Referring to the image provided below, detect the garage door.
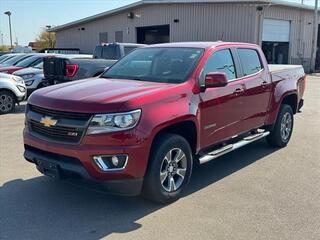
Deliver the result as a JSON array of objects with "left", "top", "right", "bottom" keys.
[{"left": 262, "top": 19, "right": 290, "bottom": 42}]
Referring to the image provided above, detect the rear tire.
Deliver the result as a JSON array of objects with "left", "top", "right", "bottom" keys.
[
  {"left": 0, "top": 90, "right": 16, "bottom": 114},
  {"left": 266, "top": 104, "right": 294, "bottom": 147},
  {"left": 142, "top": 133, "right": 193, "bottom": 204}
]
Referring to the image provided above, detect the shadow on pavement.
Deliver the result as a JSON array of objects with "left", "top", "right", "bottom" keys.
[
  {"left": 0, "top": 140, "right": 278, "bottom": 240},
  {"left": 6, "top": 102, "right": 26, "bottom": 115}
]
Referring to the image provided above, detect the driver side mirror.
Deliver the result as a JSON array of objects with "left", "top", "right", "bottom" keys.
[{"left": 204, "top": 72, "right": 228, "bottom": 89}]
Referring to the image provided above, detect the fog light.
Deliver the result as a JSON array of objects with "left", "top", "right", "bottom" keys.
[
  {"left": 93, "top": 154, "right": 128, "bottom": 171},
  {"left": 111, "top": 156, "right": 119, "bottom": 166}
]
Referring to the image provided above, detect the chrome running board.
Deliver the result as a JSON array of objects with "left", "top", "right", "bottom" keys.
[{"left": 199, "top": 131, "right": 270, "bottom": 164}]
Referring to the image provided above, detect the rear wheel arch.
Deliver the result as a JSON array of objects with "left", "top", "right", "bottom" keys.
[
  {"left": 281, "top": 93, "right": 298, "bottom": 114},
  {"left": 266, "top": 93, "right": 297, "bottom": 131}
]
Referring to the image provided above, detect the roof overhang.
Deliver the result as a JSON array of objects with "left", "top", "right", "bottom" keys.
[{"left": 48, "top": 0, "right": 319, "bottom": 32}]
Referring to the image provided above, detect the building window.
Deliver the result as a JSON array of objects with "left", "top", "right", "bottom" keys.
[
  {"left": 99, "top": 32, "right": 108, "bottom": 43},
  {"left": 115, "top": 31, "right": 123, "bottom": 43}
]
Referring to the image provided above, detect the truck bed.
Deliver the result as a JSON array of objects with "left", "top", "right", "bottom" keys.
[{"left": 268, "top": 64, "right": 304, "bottom": 73}]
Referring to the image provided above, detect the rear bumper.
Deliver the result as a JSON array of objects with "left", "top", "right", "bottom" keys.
[{"left": 24, "top": 145, "right": 143, "bottom": 196}]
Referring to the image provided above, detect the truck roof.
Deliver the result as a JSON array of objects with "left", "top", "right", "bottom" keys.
[{"left": 146, "top": 41, "right": 259, "bottom": 49}]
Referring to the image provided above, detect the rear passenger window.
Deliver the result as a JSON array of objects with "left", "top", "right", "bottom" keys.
[
  {"left": 202, "top": 49, "right": 236, "bottom": 81},
  {"left": 237, "top": 49, "right": 262, "bottom": 76},
  {"left": 102, "top": 45, "right": 119, "bottom": 60}
]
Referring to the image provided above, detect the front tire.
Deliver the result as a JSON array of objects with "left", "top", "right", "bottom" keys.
[
  {"left": 143, "top": 133, "right": 193, "bottom": 204},
  {"left": 0, "top": 90, "right": 16, "bottom": 114},
  {"left": 266, "top": 104, "right": 294, "bottom": 147}
]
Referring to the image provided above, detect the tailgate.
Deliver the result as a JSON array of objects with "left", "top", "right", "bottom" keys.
[{"left": 43, "top": 57, "right": 66, "bottom": 82}]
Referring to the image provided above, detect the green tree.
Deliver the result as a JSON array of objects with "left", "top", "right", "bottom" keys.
[{"left": 35, "top": 27, "right": 56, "bottom": 49}]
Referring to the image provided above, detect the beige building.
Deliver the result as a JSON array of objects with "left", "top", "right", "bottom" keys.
[{"left": 49, "top": 0, "right": 319, "bottom": 72}]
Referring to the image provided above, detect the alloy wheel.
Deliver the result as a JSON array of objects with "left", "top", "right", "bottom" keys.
[
  {"left": 160, "top": 148, "right": 187, "bottom": 192},
  {"left": 280, "top": 112, "right": 292, "bottom": 142},
  {"left": 0, "top": 94, "right": 14, "bottom": 113}
]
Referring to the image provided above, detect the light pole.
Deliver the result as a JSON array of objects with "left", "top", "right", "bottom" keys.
[
  {"left": 311, "top": 0, "right": 319, "bottom": 72},
  {"left": 0, "top": 31, "right": 3, "bottom": 46},
  {"left": 4, "top": 11, "right": 13, "bottom": 48}
]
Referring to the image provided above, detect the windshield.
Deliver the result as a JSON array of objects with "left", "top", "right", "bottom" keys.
[
  {"left": 34, "top": 62, "right": 43, "bottom": 69},
  {"left": 101, "top": 47, "right": 204, "bottom": 83},
  {"left": 0, "top": 55, "right": 12, "bottom": 63},
  {"left": 15, "top": 55, "right": 40, "bottom": 67},
  {"left": 2, "top": 55, "right": 30, "bottom": 66}
]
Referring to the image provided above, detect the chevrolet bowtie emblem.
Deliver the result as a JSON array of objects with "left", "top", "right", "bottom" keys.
[{"left": 40, "top": 116, "right": 57, "bottom": 127}]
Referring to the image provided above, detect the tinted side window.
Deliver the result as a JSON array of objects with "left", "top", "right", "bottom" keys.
[
  {"left": 102, "top": 45, "right": 119, "bottom": 60},
  {"left": 124, "top": 46, "right": 137, "bottom": 55},
  {"left": 237, "top": 49, "right": 262, "bottom": 76},
  {"left": 202, "top": 49, "right": 236, "bottom": 81},
  {"left": 93, "top": 46, "right": 103, "bottom": 59}
]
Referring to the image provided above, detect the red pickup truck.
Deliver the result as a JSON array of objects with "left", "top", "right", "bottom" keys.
[{"left": 23, "top": 42, "right": 306, "bottom": 203}]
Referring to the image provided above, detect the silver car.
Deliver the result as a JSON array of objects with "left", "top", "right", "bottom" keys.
[
  {"left": 13, "top": 62, "right": 46, "bottom": 96},
  {"left": 0, "top": 73, "right": 26, "bottom": 114}
]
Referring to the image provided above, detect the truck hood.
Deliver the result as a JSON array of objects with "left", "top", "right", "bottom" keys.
[{"left": 28, "top": 77, "right": 178, "bottom": 113}]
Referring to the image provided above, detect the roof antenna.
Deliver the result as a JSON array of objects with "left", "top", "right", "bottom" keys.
[{"left": 220, "top": 32, "right": 224, "bottom": 41}]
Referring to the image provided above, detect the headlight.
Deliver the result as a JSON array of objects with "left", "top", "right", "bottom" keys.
[
  {"left": 87, "top": 109, "right": 141, "bottom": 134},
  {"left": 25, "top": 80, "right": 34, "bottom": 86},
  {"left": 21, "top": 73, "right": 35, "bottom": 80},
  {"left": 10, "top": 76, "right": 24, "bottom": 84}
]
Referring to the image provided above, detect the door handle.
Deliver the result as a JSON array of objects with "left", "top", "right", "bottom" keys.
[
  {"left": 233, "top": 88, "right": 245, "bottom": 95},
  {"left": 261, "top": 81, "right": 268, "bottom": 88}
]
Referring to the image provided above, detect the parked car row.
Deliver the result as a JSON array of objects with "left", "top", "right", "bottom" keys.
[
  {"left": 0, "top": 43, "right": 146, "bottom": 114},
  {"left": 43, "top": 42, "right": 145, "bottom": 85},
  {"left": 0, "top": 52, "right": 91, "bottom": 114}
]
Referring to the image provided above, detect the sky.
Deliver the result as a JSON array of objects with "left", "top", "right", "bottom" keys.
[
  {"left": 0, "top": 0, "right": 317, "bottom": 46},
  {"left": 0, "top": 0, "right": 139, "bottom": 46}
]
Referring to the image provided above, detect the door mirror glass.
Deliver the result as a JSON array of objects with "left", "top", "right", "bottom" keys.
[{"left": 205, "top": 72, "right": 228, "bottom": 88}]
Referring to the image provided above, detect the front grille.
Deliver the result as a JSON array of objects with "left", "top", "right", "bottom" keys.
[
  {"left": 30, "top": 120, "right": 83, "bottom": 143},
  {"left": 29, "top": 105, "right": 91, "bottom": 120},
  {"left": 27, "top": 104, "right": 92, "bottom": 144}
]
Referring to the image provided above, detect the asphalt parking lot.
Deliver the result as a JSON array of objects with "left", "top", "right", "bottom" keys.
[{"left": 0, "top": 76, "right": 319, "bottom": 240}]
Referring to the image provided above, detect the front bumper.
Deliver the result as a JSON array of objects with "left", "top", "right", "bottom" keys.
[
  {"left": 23, "top": 127, "right": 151, "bottom": 196},
  {"left": 24, "top": 144, "right": 143, "bottom": 196}
]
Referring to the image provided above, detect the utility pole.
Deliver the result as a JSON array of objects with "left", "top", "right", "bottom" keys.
[
  {"left": 311, "top": 0, "right": 319, "bottom": 72},
  {"left": 0, "top": 31, "right": 3, "bottom": 46},
  {"left": 4, "top": 11, "right": 13, "bottom": 48}
]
